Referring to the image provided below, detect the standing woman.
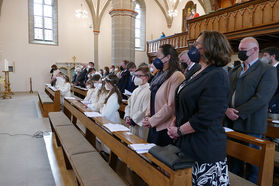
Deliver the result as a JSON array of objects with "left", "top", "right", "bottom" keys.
[
  {"left": 167, "top": 31, "right": 231, "bottom": 185},
  {"left": 143, "top": 44, "right": 185, "bottom": 146}
]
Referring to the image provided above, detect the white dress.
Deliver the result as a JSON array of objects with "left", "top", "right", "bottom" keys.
[
  {"left": 88, "top": 90, "right": 109, "bottom": 112},
  {"left": 58, "top": 82, "right": 71, "bottom": 105},
  {"left": 100, "top": 93, "right": 120, "bottom": 123},
  {"left": 83, "top": 88, "right": 96, "bottom": 102}
]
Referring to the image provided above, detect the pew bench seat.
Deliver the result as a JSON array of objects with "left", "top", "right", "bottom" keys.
[
  {"left": 55, "top": 125, "right": 94, "bottom": 156},
  {"left": 38, "top": 92, "right": 53, "bottom": 104},
  {"left": 229, "top": 172, "right": 256, "bottom": 186},
  {"left": 48, "top": 112, "right": 72, "bottom": 130},
  {"left": 71, "top": 151, "right": 126, "bottom": 186}
]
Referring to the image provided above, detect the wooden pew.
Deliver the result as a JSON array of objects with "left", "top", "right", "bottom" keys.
[
  {"left": 38, "top": 85, "right": 60, "bottom": 117},
  {"left": 48, "top": 112, "right": 126, "bottom": 186},
  {"left": 266, "top": 119, "right": 279, "bottom": 168},
  {"left": 226, "top": 131, "right": 275, "bottom": 186},
  {"left": 71, "top": 85, "right": 88, "bottom": 99},
  {"left": 63, "top": 98, "right": 192, "bottom": 186}
]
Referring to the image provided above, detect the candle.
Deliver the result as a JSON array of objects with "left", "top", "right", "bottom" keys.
[{"left": 4, "top": 59, "right": 9, "bottom": 71}]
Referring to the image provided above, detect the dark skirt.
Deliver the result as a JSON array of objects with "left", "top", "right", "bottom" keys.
[{"left": 147, "top": 128, "right": 172, "bottom": 146}]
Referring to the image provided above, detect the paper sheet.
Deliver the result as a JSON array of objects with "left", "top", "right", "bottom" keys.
[
  {"left": 81, "top": 100, "right": 91, "bottom": 105},
  {"left": 103, "top": 123, "right": 130, "bottom": 132},
  {"left": 84, "top": 112, "right": 102, "bottom": 118},
  {"left": 124, "top": 89, "right": 132, "bottom": 96},
  {"left": 129, "top": 143, "right": 156, "bottom": 154},
  {"left": 223, "top": 127, "right": 234, "bottom": 133},
  {"left": 65, "top": 97, "right": 76, "bottom": 100},
  {"left": 272, "top": 120, "right": 279, "bottom": 124}
]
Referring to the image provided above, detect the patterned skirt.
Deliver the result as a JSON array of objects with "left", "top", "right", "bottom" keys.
[{"left": 192, "top": 158, "right": 229, "bottom": 186}]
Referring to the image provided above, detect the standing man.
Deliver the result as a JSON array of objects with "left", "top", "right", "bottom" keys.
[
  {"left": 225, "top": 37, "right": 277, "bottom": 184},
  {"left": 178, "top": 50, "right": 201, "bottom": 80},
  {"left": 262, "top": 47, "right": 279, "bottom": 113}
]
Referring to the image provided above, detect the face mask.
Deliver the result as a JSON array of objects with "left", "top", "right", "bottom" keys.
[
  {"left": 238, "top": 50, "right": 249, "bottom": 61},
  {"left": 120, "top": 66, "right": 124, "bottom": 71},
  {"left": 94, "top": 83, "right": 102, "bottom": 89},
  {"left": 134, "top": 77, "right": 143, "bottom": 86},
  {"left": 105, "top": 84, "right": 111, "bottom": 91},
  {"left": 86, "top": 85, "right": 91, "bottom": 89},
  {"left": 188, "top": 46, "right": 200, "bottom": 63},
  {"left": 110, "top": 69, "right": 113, "bottom": 73},
  {"left": 115, "top": 69, "right": 119, "bottom": 73},
  {"left": 180, "top": 62, "right": 188, "bottom": 70},
  {"left": 150, "top": 67, "right": 154, "bottom": 73},
  {"left": 130, "top": 72, "right": 135, "bottom": 76},
  {"left": 153, "top": 57, "right": 166, "bottom": 70},
  {"left": 261, "top": 57, "right": 271, "bottom": 64},
  {"left": 88, "top": 74, "right": 91, "bottom": 78},
  {"left": 50, "top": 69, "right": 54, "bottom": 73}
]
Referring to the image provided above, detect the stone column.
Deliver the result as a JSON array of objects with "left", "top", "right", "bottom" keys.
[
  {"left": 110, "top": 0, "right": 137, "bottom": 66},
  {"left": 93, "top": 30, "right": 99, "bottom": 70}
]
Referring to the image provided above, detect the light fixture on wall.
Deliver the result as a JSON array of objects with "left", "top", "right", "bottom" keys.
[
  {"left": 75, "top": 3, "right": 88, "bottom": 18},
  {"left": 168, "top": 0, "right": 181, "bottom": 17}
]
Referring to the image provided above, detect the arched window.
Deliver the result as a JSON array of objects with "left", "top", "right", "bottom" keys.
[
  {"left": 135, "top": 1, "right": 145, "bottom": 51},
  {"left": 28, "top": 0, "right": 58, "bottom": 45}
]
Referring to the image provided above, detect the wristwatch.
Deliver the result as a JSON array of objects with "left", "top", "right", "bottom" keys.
[{"left": 177, "top": 126, "right": 183, "bottom": 136}]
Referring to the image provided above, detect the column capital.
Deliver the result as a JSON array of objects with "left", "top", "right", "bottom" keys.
[{"left": 109, "top": 9, "right": 138, "bottom": 18}]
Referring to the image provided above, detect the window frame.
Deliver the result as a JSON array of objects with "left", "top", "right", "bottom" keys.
[
  {"left": 28, "top": 0, "right": 58, "bottom": 45},
  {"left": 134, "top": 1, "right": 146, "bottom": 52}
]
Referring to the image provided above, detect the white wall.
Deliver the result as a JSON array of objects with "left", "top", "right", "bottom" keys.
[{"left": 0, "top": 0, "right": 94, "bottom": 92}]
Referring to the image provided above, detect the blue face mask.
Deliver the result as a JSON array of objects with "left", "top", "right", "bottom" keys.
[
  {"left": 153, "top": 57, "right": 165, "bottom": 70},
  {"left": 188, "top": 46, "right": 200, "bottom": 63}
]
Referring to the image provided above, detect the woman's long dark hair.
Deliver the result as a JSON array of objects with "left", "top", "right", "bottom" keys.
[
  {"left": 160, "top": 44, "right": 181, "bottom": 79},
  {"left": 104, "top": 74, "right": 122, "bottom": 105}
]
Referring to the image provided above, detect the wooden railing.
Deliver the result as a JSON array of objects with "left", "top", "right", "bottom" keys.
[
  {"left": 147, "top": 32, "right": 188, "bottom": 56},
  {"left": 147, "top": 0, "right": 279, "bottom": 57}
]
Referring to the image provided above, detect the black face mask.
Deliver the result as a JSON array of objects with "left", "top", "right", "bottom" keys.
[
  {"left": 238, "top": 50, "right": 249, "bottom": 61},
  {"left": 120, "top": 66, "right": 124, "bottom": 71},
  {"left": 50, "top": 69, "right": 54, "bottom": 73},
  {"left": 180, "top": 62, "right": 188, "bottom": 70}
]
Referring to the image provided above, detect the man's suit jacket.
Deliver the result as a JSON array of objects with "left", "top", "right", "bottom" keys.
[
  {"left": 117, "top": 71, "right": 137, "bottom": 99},
  {"left": 185, "top": 63, "right": 201, "bottom": 80},
  {"left": 76, "top": 69, "right": 87, "bottom": 87},
  {"left": 269, "top": 64, "right": 279, "bottom": 113},
  {"left": 225, "top": 60, "right": 277, "bottom": 134}
]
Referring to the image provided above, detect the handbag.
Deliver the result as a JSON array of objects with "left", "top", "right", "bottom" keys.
[{"left": 149, "top": 144, "right": 194, "bottom": 170}]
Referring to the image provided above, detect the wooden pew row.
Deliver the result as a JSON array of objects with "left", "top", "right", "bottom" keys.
[
  {"left": 38, "top": 85, "right": 60, "bottom": 117},
  {"left": 266, "top": 119, "right": 279, "bottom": 168},
  {"left": 63, "top": 98, "right": 192, "bottom": 186},
  {"left": 48, "top": 112, "right": 126, "bottom": 186},
  {"left": 71, "top": 86, "right": 88, "bottom": 99},
  {"left": 227, "top": 131, "right": 275, "bottom": 186}
]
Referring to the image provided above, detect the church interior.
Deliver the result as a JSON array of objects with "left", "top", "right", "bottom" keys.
[{"left": 0, "top": 0, "right": 279, "bottom": 185}]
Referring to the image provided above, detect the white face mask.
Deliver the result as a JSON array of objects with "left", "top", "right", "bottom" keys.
[
  {"left": 130, "top": 72, "right": 135, "bottom": 76},
  {"left": 86, "top": 85, "right": 91, "bottom": 89},
  {"left": 261, "top": 57, "right": 271, "bottom": 64},
  {"left": 115, "top": 69, "right": 119, "bottom": 73},
  {"left": 150, "top": 67, "right": 154, "bottom": 73},
  {"left": 94, "top": 83, "right": 102, "bottom": 89},
  {"left": 110, "top": 69, "right": 113, "bottom": 73},
  {"left": 134, "top": 77, "right": 143, "bottom": 86},
  {"left": 105, "top": 83, "right": 111, "bottom": 91}
]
